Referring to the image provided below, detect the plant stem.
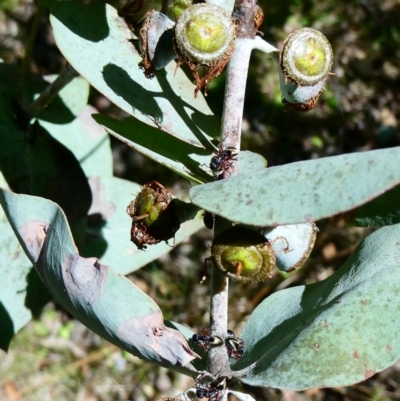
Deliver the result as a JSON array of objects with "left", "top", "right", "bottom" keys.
[
  {"left": 253, "top": 35, "right": 279, "bottom": 58},
  {"left": 26, "top": 63, "right": 80, "bottom": 119},
  {"left": 220, "top": 0, "right": 256, "bottom": 156},
  {"left": 20, "top": 3, "right": 44, "bottom": 97},
  {"left": 207, "top": 0, "right": 256, "bottom": 384}
]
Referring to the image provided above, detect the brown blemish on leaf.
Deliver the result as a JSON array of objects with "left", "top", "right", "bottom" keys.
[
  {"left": 62, "top": 254, "right": 108, "bottom": 304},
  {"left": 118, "top": 312, "right": 199, "bottom": 366},
  {"left": 386, "top": 345, "right": 393, "bottom": 351},
  {"left": 153, "top": 326, "right": 163, "bottom": 336},
  {"left": 19, "top": 220, "right": 49, "bottom": 264},
  {"left": 364, "top": 368, "right": 376, "bottom": 379},
  {"left": 353, "top": 350, "right": 360, "bottom": 359}
]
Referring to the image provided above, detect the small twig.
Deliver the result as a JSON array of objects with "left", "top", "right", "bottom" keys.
[
  {"left": 26, "top": 63, "right": 80, "bottom": 119},
  {"left": 20, "top": 3, "right": 44, "bottom": 96}
]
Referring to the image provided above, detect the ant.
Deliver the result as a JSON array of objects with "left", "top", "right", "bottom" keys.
[
  {"left": 192, "top": 328, "right": 224, "bottom": 352},
  {"left": 195, "top": 375, "right": 227, "bottom": 401},
  {"left": 210, "top": 145, "right": 239, "bottom": 180},
  {"left": 225, "top": 329, "right": 245, "bottom": 361}
]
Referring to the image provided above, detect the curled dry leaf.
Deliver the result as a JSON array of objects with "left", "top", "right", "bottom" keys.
[
  {"left": 254, "top": 5, "right": 264, "bottom": 31},
  {"left": 140, "top": 11, "right": 176, "bottom": 77}
]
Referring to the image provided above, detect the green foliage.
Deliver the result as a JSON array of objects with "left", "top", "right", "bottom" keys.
[
  {"left": 50, "top": 1, "right": 220, "bottom": 147},
  {"left": 1, "top": 0, "right": 400, "bottom": 399},
  {"left": 0, "top": 0, "right": 18, "bottom": 12},
  {"left": 190, "top": 147, "right": 400, "bottom": 226},
  {"left": 236, "top": 224, "right": 400, "bottom": 388},
  {"left": 0, "top": 189, "right": 198, "bottom": 372}
]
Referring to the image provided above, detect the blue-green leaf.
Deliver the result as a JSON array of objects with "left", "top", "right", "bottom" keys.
[
  {"left": 0, "top": 189, "right": 199, "bottom": 371},
  {"left": 94, "top": 114, "right": 212, "bottom": 183},
  {"left": 190, "top": 147, "right": 400, "bottom": 226},
  {"left": 37, "top": 74, "right": 89, "bottom": 121},
  {"left": 206, "top": 0, "right": 235, "bottom": 12},
  {"left": 233, "top": 224, "right": 400, "bottom": 389},
  {"left": 40, "top": 101, "right": 113, "bottom": 177},
  {"left": 0, "top": 64, "right": 92, "bottom": 240},
  {"left": 0, "top": 201, "right": 50, "bottom": 351},
  {"left": 50, "top": 1, "right": 220, "bottom": 147}
]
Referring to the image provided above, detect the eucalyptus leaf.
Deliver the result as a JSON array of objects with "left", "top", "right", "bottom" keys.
[
  {"left": 354, "top": 184, "right": 400, "bottom": 227},
  {"left": 265, "top": 223, "right": 317, "bottom": 272},
  {"left": 93, "top": 114, "right": 212, "bottom": 183},
  {"left": 233, "top": 224, "right": 400, "bottom": 389},
  {"left": 0, "top": 189, "right": 199, "bottom": 371},
  {"left": 190, "top": 147, "right": 400, "bottom": 226},
  {"left": 0, "top": 64, "right": 92, "bottom": 239},
  {"left": 206, "top": 0, "right": 235, "bottom": 12},
  {"left": 34, "top": 73, "right": 110, "bottom": 178},
  {"left": 83, "top": 176, "right": 204, "bottom": 275},
  {"left": 0, "top": 207, "right": 50, "bottom": 351},
  {"left": 93, "top": 113, "right": 267, "bottom": 183},
  {"left": 41, "top": 105, "right": 113, "bottom": 177},
  {"left": 50, "top": 1, "right": 220, "bottom": 147},
  {"left": 37, "top": 74, "right": 90, "bottom": 122},
  {"left": 239, "top": 151, "right": 267, "bottom": 175}
]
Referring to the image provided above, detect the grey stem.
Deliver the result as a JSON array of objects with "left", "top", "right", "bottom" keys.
[
  {"left": 220, "top": 37, "right": 254, "bottom": 153},
  {"left": 207, "top": 0, "right": 256, "bottom": 390},
  {"left": 26, "top": 63, "right": 80, "bottom": 119},
  {"left": 253, "top": 35, "right": 280, "bottom": 58}
]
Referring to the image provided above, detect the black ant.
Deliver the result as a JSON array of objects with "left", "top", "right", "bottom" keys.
[
  {"left": 225, "top": 329, "right": 245, "bottom": 361},
  {"left": 210, "top": 145, "right": 238, "bottom": 180},
  {"left": 192, "top": 329, "right": 224, "bottom": 352},
  {"left": 195, "top": 375, "right": 227, "bottom": 401}
]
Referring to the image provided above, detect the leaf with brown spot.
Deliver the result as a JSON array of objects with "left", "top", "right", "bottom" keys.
[
  {"left": 190, "top": 147, "right": 400, "bottom": 226},
  {"left": 233, "top": 223, "right": 400, "bottom": 389},
  {"left": 0, "top": 189, "right": 199, "bottom": 371}
]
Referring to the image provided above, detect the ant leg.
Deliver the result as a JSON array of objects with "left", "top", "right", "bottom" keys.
[
  {"left": 270, "top": 236, "right": 292, "bottom": 253},
  {"left": 201, "top": 257, "right": 212, "bottom": 284}
]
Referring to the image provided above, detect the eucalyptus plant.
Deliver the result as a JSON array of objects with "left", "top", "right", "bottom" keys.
[{"left": 1, "top": 0, "right": 400, "bottom": 400}]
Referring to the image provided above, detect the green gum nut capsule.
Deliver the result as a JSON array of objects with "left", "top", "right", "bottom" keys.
[
  {"left": 134, "top": 186, "right": 166, "bottom": 227},
  {"left": 175, "top": 3, "right": 236, "bottom": 65},
  {"left": 211, "top": 226, "right": 276, "bottom": 283},
  {"left": 127, "top": 181, "right": 180, "bottom": 250},
  {"left": 278, "top": 27, "right": 333, "bottom": 111},
  {"left": 174, "top": 3, "right": 236, "bottom": 95},
  {"left": 280, "top": 27, "right": 333, "bottom": 86}
]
